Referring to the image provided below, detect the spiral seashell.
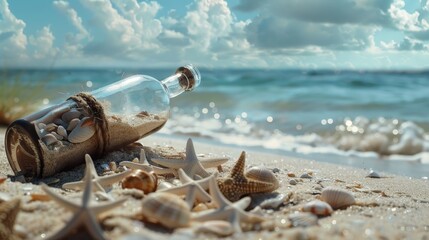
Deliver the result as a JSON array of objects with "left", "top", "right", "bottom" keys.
[
  {"left": 288, "top": 212, "right": 318, "bottom": 227},
  {"left": 41, "top": 133, "right": 58, "bottom": 146},
  {"left": 245, "top": 166, "right": 280, "bottom": 191},
  {"left": 67, "top": 118, "right": 80, "bottom": 131},
  {"left": 320, "top": 187, "right": 355, "bottom": 210},
  {"left": 121, "top": 170, "right": 157, "bottom": 193},
  {"left": 194, "top": 220, "right": 234, "bottom": 237},
  {"left": 61, "top": 109, "right": 82, "bottom": 123},
  {"left": 141, "top": 192, "right": 190, "bottom": 229},
  {"left": 67, "top": 117, "right": 95, "bottom": 143},
  {"left": 302, "top": 200, "right": 333, "bottom": 216},
  {"left": 57, "top": 125, "right": 68, "bottom": 139}
]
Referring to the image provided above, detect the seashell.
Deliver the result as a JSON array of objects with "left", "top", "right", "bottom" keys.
[
  {"left": 300, "top": 173, "right": 312, "bottom": 179},
  {"left": 245, "top": 166, "right": 280, "bottom": 191},
  {"left": 289, "top": 179, "right": 297, "bottom": 185},
  {"left": 109, "top": 162, "right": 117, "bottom": 172},
  {"left": 57, "top": 125, "right": 68, "bottom": 139},
  {"left": 288, "top": 212, "right": 318, "bottom": 227},
  {"left": 41, "top": 133, "right": 58, "bottom": 146},
  {"left": 45, "top": 123, "right": 58, "bottom": 132},
  {"left": 320, "top": 187, "right": 356, "bottom": 210},
  {"left": 50, "top": 131, "right": 63, "bottom": 141},
  {"left": 61, "top": 109, "right": 81, "bottom": 123},
  {"left": 121, "top": 170, "right": 157, "bottom": 193},
  {"left": 67, "top": 117, "right": 96, "bottom": 143},
  {"left": 192, "top": 203, "right": 209, "bottom": 212},
  {"left": 141, "top": 192, "right": 190, "bottom": 229},
  {"left": 67, "top": 118, "right": 80, "bottom": 131},
  {"left": 366, "top": 171, "right": 381, "bottom": 178},
  {"left": 287, "top": 172, "right": 296, "bottom": 177},
  {"left": 157, "top": 181, "right": 174, "bottom": 190},
  {"left": 272, "top": 167, "right": 280, "bottom": 173},
  {"left": 194, "top": 220, "right": 234, "bottom": 237},
  {"left": 260, "top": 193, "right": 287, "bottom": 209},
  {"left": 38, "top": 123, "right": 47, "bottom": 130},
  {"left": 302, "top": 200, "right": 333, "bottom": 216}
]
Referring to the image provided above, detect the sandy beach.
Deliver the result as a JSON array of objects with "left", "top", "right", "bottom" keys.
[{"left": 1, "top": 126, "right": 428, "bottom": 240}]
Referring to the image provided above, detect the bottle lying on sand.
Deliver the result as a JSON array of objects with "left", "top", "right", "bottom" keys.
[{"left": 5, "top": 64, "right": 201, "bottom": 179}]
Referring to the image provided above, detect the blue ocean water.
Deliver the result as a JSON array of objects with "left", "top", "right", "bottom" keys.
[{"left": 2, "top": 68, "right": 429, "bottom": 177}]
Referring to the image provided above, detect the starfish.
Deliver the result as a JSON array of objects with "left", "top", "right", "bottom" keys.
[
  {"left": 217, "top": 151, "right": 275, "bottom": 202},
  {"left": 192, "top": 176, "right": 265, "bottom": 233},
  {"left": 63, "top": 154, "right": 131, "bottom": 192},
  {"left": 158, "top": 168, "right": 212, "bottom": 208},
  {"left": 152, "top": 138, "right": 211, "bottom": 179},
  {"left": 41, "top": 165, "right": 127, "bottom": 240},
  {"left": 0, "top": 199, "right": 21, "bottom": 240},
  {"left": 119, "top": 149, "right": 178, "bottom": 176}
]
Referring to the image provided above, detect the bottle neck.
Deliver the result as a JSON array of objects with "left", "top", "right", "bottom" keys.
[
  {"left": 161, "top": 73, "right": 186, "bottom": 98},
  {"left": 161, "top": 64, "right": 201, "bottom": 98}
]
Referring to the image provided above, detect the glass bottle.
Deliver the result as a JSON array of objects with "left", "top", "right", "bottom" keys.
[{"left": 5, "top": 64, "right": 201, "bottom": 179}]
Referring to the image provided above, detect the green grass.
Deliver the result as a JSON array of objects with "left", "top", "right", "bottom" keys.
[{"left": 0, "top": 71, "right": 51, "bottom": 126}]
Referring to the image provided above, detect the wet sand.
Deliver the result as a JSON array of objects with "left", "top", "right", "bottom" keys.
[{"left": 0, "top": 127, "right": 428, "bottom": 239}]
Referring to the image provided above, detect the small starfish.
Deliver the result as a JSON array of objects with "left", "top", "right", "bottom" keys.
[
  {"left": 158, "top": 168, "right": 212, "bottom": 208},
  {"left": 42, "top": 165, "right": 126, "bottom": 240},
  {"left": 0, "top": 199, "right": 21, "bottom": 240},
  {"left": 217, "top": 151, "right": 275, "bottom": 202},
  {"left": 119, "top": 149, "right": 178, "bottom": 176},
  {"left": 192, "top": 176, "right": 265, "bottom": 233},
  {"left": 63, "top": 154, "right": 131, "bottom": 192},
  {"left": 152, "top": 138, "right": 210, "bottom": 179}
]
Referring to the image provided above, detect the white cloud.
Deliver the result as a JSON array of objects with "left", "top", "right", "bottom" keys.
[
  {"left": 389, "top": 0, "right": 423, "bottom": 31},
  {"left": 29, "top": 26, "right": 58, "bottom": 59},
  {"left": 53, "top": 0, "right": 90, "bottom": 41}
]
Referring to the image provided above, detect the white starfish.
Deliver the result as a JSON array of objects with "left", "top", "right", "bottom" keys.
[
  {"left": 191, "top": 176, "right": 265, "bottom": 233},
  {"left": 158, "top": 169, "right": 212, "bottom": 208},
  {"left": 151, "top": 138, "right": 211, "bottom": 179},
  {"left": 119, "top": 149, "right": 178, "bottom": 176},
  {"left": 41, "top": 166, "right": 126, "bottom": 240},
  {"left": 63, "top": 154, "right": 131, "bottom": 192}
]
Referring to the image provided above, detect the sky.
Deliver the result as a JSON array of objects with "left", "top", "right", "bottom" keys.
[{"left": 1, "top": 0, "right": 429, "bottom": 69}]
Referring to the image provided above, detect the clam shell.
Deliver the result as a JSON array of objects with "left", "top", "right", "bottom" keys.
[
  {"left": 41, "top": 134, "right": 58, "bottom": 146},
  {"left": 302, "top": 200, "right": 333, "bottom": 216},
  {"left": 245, "top": 166, "right": 279, "bottom": 191},
  {"left": 61, "top": 109, "right": 81, "bottom": 123},
  {"left": 288, "top": 212, "right": 318, "bottom": 227},
  {"left": 67, "top": 117, "right": 95, "bottom": 143},
  {"left": 57, "top": 125, "right": 68, "bottom": 139},
  {"left": 320, "top": 187, "right": 355, "bottom": 210},
  {"left": 194, "top": 220, "right": 234, "bottom": 237},
  {"left": 67, "top": 118, "right": 80, "bottom": 131},
  {"left": 260, "top": 193, "right": 287, "bottom": 209},
  {"left": 121, "top": 170, "right": 157, "bottom": 193},
  {"left": 141, "top": 192, "right": 190, "bottom": 229}
]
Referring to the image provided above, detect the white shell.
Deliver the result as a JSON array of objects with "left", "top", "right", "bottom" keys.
[
  {"left": 57, "top": 125, "right": 68, "bottom": 138},
  {"left": 67, "top": 117, "right": 95, "bottom": 143},
  {"left": 245, "top": 166, "right": 279, "bottom": 191},
  {"left": 61, "top": 109, "right": 81, "bottom": 123},
  {"left": 41, "top": 134, "right": 58, "bottom": 146},
  {"left": 320, "top": 187, "right": 355, "bottom": 210},
  {"left": 141, "top": 192, "right": 190, "bottom": 229},
  {"left": 194, "top": 220, "right": 234, "bottom": 237},
  {"left": 260, "top": 193, "right": 287, "bottom": 209},
  {"left": 67, "top": 118, "right": 80, "bottom": 131},
  {"left": 157, "top": 181, "right": 174, "bottom": 190},
  {"left": 288, "top": 212, "right": 318, "bottom": 227},
  {"left": 302, "top": 200, "right": 333, "bottom": 216}
]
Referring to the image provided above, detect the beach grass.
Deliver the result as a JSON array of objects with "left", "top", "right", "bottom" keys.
[{"left": 0, "top": 71, "right": 51, "bottom": 126}]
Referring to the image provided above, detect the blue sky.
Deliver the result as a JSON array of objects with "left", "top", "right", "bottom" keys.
[{"left": 1, "top": 0, "right": 429, "bottom": 69}]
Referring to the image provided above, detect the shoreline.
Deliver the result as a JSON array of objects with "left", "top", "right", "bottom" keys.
[{"left": 1, "top": 128, "right": 429, "bottom": 239}]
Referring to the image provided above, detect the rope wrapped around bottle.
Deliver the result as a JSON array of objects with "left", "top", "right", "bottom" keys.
[{"left": 68, "top": 92, "right": 110, "bottom": 157}]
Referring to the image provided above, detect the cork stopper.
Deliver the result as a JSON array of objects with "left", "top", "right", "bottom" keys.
[{"left": 175, "top": 64, "right": 201, "bottom": 91}]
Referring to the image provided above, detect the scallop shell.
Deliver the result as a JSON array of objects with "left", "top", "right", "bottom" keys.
[
  {"left": 320, "top": 187, "right": 355, "bottom": 210},
  {"left": 288, "top": 212, "right": 318, "bottom": 227},
  {"left": 67, "top": 117, "right": 96, "bottom": 143},
  {"left": 121, "top": 170, "right": 157, "bottom": 193},
  {"left": 61, "top": 109, "right": 81, "bottom": 123},
  {"left": 57, "top": 125, "right": 68, "bottom": 138},
  {"left": 302, "top": 200, "right": 333, "bottom": 216},
  {"left": 245, "top": 166, "right": 279, "bottom": 191},
  {"left": 41, "top": 133, "right": 58, "bottom": 146},
  {"left": 141, "top": 192, "right": 190, "bottom": 229},
  {"left": 194, "top": 220, "right": 234, "bottom": 237},
  {"left": 67, "top": 118, "right": 80, "bottom": 131}
]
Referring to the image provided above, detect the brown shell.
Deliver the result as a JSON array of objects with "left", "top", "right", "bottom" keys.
[
  {"left": 245, "top": 166, "right": 280, "bottom": 191},
  {"left": 141, "top": 192, "right": 190, "bottom": 229},
  {"left": 121, "top": 170, "right": 157, "bottom": 193}
]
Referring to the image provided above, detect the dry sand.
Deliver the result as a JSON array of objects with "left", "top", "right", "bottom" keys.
[{"left": 0, "top": 127, "right": 428, "bottom": 240}]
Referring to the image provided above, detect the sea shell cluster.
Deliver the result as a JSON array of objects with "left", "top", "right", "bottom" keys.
[{"left": 35, "top": 107, "right": 95, "bottom": 149}]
